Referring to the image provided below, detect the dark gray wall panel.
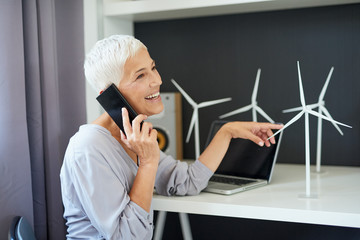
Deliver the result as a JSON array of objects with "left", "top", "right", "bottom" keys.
[{"left": 135, "top": 4, "right": 360, "bottom": 167}]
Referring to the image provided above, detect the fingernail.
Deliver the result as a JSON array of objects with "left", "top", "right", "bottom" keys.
[{"left": 259, "top": 141, "right": 264, "bottom": 147}]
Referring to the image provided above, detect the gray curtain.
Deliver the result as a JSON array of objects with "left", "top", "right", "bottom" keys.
[{"left": 0, "top": 0, "right": 85, "bottom": 239}]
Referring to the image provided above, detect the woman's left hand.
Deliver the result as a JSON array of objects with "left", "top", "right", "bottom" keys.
[
  {"left": 198, "top": 121, "right": 283, "bottom": 172},
  {"left": 222, "top": 121, "right": 283, "bottom": 147}
]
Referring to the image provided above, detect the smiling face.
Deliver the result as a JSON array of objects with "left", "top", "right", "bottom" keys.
[{"left": 117, "top": 48, "right": 164, "bottom": 116}]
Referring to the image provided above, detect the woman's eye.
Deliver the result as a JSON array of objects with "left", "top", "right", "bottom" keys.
[{"left": 136, "top": 74, "right": 144, "bottom": 80}]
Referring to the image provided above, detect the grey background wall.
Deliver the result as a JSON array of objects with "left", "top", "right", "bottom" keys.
[{"left": 135, "top": 3, "right": 360, "bottom": 240}]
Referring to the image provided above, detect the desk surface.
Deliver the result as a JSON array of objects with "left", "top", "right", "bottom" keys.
[{"left": 152, "top": 164, "right": 360, "bottom": 228}]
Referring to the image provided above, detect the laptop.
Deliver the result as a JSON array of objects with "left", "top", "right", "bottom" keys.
[{"left": 203, "top": 120, "right": 283, "bottom": 195}]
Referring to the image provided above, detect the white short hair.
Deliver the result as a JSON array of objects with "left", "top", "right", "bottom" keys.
[{"left": 84, "top": 35, "right": 147, "bottom": 93}]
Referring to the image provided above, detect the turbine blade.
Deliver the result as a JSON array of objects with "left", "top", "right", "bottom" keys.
[
  {"left": 319, "top": 106, "right": 344, "bottom": 135},
  {"left": 255, "top": 106, "right": 275, "bottom": 123},
  {"left": 251, "top": 69, "right": 261, "bottom": 103},
  {"left": 267, "top": 110, "right": 305, "bottom": 140},
  {"left": 219, "top": 104, "right": 252, "bottom": 119},
  {"left": 319, "top": 67, "right": 334, "bottom": 102},
  {"left": 185, "top": 110, "right": 197, "bottom": 143},
  {"left": 283, "top": 106, "right": 303, "bottom": 113},
  {"left": 307, "top": 108, "right": 352, "bottom": 129},
  {"left": 297, "top": 61, "right": 306, "bottom": 107},
  {"left": 171, "top": 79, "right": 196, "bottom": 106},
  {"left": 198, "top": 97, "right": 232, "bottom": 108}
]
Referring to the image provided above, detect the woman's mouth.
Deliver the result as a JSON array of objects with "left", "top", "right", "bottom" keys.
[{"left": 145, "top": 92, "right": 160, "bottom": 100}]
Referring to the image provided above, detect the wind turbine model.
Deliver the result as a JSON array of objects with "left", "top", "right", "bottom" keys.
[
  {"left": 219, "top": 69, "right": 275, "bottom": 123},
  {"left": 268, "top": 61, "right": 352, "bottom": 198},
  {"left": 171, "top": 79, "right": 232, "bottom": 159},
  {"left": 282, "top": 66, "right": 344, "bottom": 173}
]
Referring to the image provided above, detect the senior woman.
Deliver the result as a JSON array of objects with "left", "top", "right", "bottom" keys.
[{"left": 60, "top": 35, "right": 282, "bottom": 239}]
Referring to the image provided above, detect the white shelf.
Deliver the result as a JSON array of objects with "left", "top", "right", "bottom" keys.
[
  {"left": 153, "top": 164, "right": 360, "bottom": 228},
  {"left": 103, "top": 0, "right": 360, "bottom": 22}
]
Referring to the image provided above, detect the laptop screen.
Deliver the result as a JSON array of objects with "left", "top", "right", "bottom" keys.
[{"left": 205, "top": 120, "right": 282, "bottom": 181}]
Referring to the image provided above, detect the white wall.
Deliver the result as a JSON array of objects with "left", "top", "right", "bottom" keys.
[{"left": 83, "top": 0, "right": 134, "bottom": 123}]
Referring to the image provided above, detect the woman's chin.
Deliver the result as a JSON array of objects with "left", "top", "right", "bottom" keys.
[
  {"left": 144, "top": 101, "right": 164, "bottom": 117},
  {"left": 152, "top": 104, "right": 164, "bottom": 116}
]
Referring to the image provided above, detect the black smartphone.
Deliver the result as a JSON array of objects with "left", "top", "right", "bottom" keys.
[{"left": 96, "top": 83, "right": 140, "bottom": 134}]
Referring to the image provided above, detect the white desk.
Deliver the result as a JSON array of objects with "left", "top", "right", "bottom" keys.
[{"left": 152, "top": 164, "right": 360, "bottom": 228}]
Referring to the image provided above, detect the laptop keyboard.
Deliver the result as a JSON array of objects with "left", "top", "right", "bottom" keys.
[{"left": 210, "top": 175, "right": 255, "bottom": 185}]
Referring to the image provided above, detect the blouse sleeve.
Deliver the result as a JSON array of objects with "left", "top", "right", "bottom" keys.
[
  {"left": 69, "top": 149, "right": 153, "bottom": 240},
  {"left": 154, "top": 152, "right": 214, "bottom": 196}
]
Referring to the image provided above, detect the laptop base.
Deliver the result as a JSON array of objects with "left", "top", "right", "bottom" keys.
[{"left": 204, "top": 180, "right": 267, "bottom": 195}]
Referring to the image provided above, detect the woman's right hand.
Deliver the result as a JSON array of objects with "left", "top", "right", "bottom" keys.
[
  {"left": 121, "top": 108, "right": 159, "bottom": 213},
  {"left": 120, "top": 108, "right": 160, "bottom": 169}
]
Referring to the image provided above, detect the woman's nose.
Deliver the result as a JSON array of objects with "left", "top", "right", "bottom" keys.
[{"left": 149, "top": 72, "right": 162, "bottom": 87}]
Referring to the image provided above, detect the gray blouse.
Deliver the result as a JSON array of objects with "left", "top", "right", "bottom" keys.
[{"left": 60, "top": 124, "right": 213, "bottom": 239}]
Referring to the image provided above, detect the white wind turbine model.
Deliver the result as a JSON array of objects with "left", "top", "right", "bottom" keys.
[
  {"left": 171, "top": 79, "right": 232, "bottom": 159},
  {"left": 268, "top": 61, "right": 352, "bottom": 198},
  {"left": 282, "top": 66, "right": 344, "bottom": 173},
  {"left": 219, "top": 69, "right": 275, "bottom": 123}
]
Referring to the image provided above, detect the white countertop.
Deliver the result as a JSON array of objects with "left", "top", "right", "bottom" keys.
[{"left": 152, "top": 163, "right": 360, "bottom": 228}]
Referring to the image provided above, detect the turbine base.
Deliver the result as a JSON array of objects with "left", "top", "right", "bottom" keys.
[{"left": 298, "top": 193, "right": 318, "bottom": 199}]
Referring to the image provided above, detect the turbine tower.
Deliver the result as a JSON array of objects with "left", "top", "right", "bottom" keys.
[
  {"left": 219, "top": 69, "right": 274, "bottom": 123},
  {"left": 171, "top": 79, "right": 232, "bottom": 159}
]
